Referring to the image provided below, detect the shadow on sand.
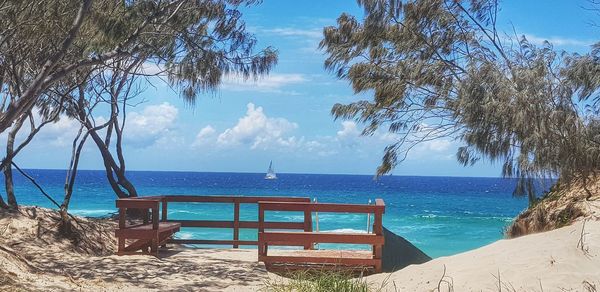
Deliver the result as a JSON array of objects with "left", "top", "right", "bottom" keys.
[{"left": 25, "top": 246, "right": 268, "bottom": 291}]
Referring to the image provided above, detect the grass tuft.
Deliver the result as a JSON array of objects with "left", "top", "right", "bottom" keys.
[{"left": 261, "top": 269, "right": 378, "bottom": 292}]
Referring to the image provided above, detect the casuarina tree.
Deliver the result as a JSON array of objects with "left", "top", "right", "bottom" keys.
[
  {"left": 321, "top": 0, "right": 600, "bottom": 204},
  {"left": 0, "top": 0, "right": 278, "bottom": 206}
]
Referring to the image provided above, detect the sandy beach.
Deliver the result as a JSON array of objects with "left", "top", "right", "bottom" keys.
[
  {"left": 1, "top": 206, "right": 599, "bottom": 291},
  {"left": 3, "top": 0, "right": 600, "bottom": 290},
  {"left": 368, "top": 219, "right": 600, "bottom": 291},
  {"left": 0, "top": 207, "right": 273, "bottom": 291}
]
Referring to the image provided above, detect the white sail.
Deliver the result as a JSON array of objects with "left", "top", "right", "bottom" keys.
[{"left": 265, "top": 160, "right": 277, "bottom": 180}]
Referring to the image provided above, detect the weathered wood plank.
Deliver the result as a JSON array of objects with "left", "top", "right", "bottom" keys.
[
  {"left": 167, "top": 219, "right": 304, "bottom": 230},
  {"left": 116, "top": 199, "right": 160, "bottom": 209},
  {"left": 259, "top": 255, "right": 379, "bottom": 266},
  {"left": 162, "top": 195, "right": 310, "bottom": 204},
  {"left": 260, "top": 231, "right": 384, "bottom": 245},
  {"left": 258, "top": 201, "right": 384, "bottom": 213},
  {"left": 169, "top": 239, "right": 258, "bottom": 245}
]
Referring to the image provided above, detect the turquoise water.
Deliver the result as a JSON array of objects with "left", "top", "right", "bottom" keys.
[{"left": 7, "top": 170, "right": 529, "bottom": 258}]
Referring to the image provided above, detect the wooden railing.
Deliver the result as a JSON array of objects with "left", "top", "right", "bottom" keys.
[
  {"left": 115, "top": 196, "right": 386, "bottom": 272},
  {"left": 119, "top": 195, "right": 311, "bottom": 248},
  {"left": 258, "top": 199, "right": 385, "bottom": 272},
  {"left": 115, "top": 198, "right": 181, "bottom": 256}
]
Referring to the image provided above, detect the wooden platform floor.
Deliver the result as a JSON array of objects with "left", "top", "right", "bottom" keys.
[
  {"left": 268, "top": 249, "right": 374, "bottom": 259},
  {"left": 264, "top": 249, "right": 377, "bottom": 275}
]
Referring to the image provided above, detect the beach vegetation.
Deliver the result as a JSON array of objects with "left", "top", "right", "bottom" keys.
[
  {"left": 0, "top": 0, "right": 277, "bottom": 210},
  {"left": 505, "top": 176, "right": 594, "bottom": 237},
  {"left": 262, "top": 269, "right": 375, "bottom": 292},
  {"left": 321, "top": 0, "right": 600, "bottom": 204}
]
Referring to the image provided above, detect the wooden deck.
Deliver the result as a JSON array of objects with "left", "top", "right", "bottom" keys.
[
  {"left": 258, "top": 199, "right": 385, "bottom": 273},
  {"left": 264, "top": 250, "right": 377, "bottom": 273},
  {"left": 114, "top": 195, "right": 386, "bottom": 273}
]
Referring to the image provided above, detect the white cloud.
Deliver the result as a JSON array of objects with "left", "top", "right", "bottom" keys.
[
  {"left": 197, "top": 125, "right": 216, "bottom": 140},
  {"left": 30, "top": 103, "right": 180, "bottom": 149},
  {"left": 260, "top": 27, "right": 322, "bottom": 39},
  {"left": 335, "top": 120, "right": 399, "bottom": 146},
  {"left": 259, "top": 27, "right": 324, "bottom": 55},
  {"left": 192, "top": 125, "right": 216, "bottom": 147},
  {"left": 337, "top": 121, "right": 359, "bottom": 137},
  {"left": 222, "top": 73, "right": 307, "bottom": 94},
  {"left": 336, "top": 121, "right": 361, "bottom": 147},
  {"left": 378, "top": 131, "right": 401, "bottom": 143},
  {"left": 521, "top": 34, "right": 593, "bottom": 48},
  {"left": 138, "top": 62, "right": 166, "bottom": 76},
  {"left": 216, "top": 103, "right": 298, "bottom": 150},
  {"left": 32, "top": 115, "right": 81, "bottom": 147},
  {"left": 303, "top": 139, "right": 339, "bottom": 157},
  {"left": 124, "top": 102, "right": 179, "bottom": 147},
  {"left": 422, "top": 139, "right": 451, "bottom": 152}
]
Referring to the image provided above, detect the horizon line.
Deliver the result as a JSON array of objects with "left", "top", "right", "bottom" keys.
[{"left": 13, "top": 167, "right": 512, "bottom": 179}]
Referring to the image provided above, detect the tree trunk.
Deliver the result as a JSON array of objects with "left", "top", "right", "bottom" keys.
[
  {"left": 84, "top": 118, "right": 138, "bottom": 198},
  {"left": 3, "top": 113, "right": 27, "bottom": 210},
  {"left": 4, "top": 166, "right": 16, "bottom": 210},
  {"left": 60, "top": 126, "right": 87, "bottom": 228},
  {"left": 72, "top": 78, "right": 138, "bottom": 200},
  {"left": 0, "top": 195, "right": 8, "bottom": 209}
]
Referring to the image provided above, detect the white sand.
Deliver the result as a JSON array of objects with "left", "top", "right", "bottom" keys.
[
  {"left": 2, "top": 207, "right": 600, "bottom": 291},
  {"left": 1, "top": 244, "right": 271, "bottom": 291},
  {"left": 366, "top": 219, "right": 600, "bottom": 291},
  {"left": 0, "top": 207, "right": 272, "bottom": 291}
]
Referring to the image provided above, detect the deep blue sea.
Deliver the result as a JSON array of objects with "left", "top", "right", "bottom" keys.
[{"left": 6, "top": 169, "right": 529, "bottom": 258}]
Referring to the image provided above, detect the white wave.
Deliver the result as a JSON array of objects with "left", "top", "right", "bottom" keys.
[
  {"left": 176, "top": 232, "right": 194, "bottom": 239},
  {"left": 273, "top": 215, "right": 304, "bottom": 221},
  {"left": 70, "top": 209, "right": 114, "bottom": 216},
  {"left": 418, "top": 214, "right": 442, "bottom": 219},
  {"left": 169, "top": 210, "right": 201, "bottom": 215},
  {"left": 320, "top": 228, "right": 367, "bottom": 234}
]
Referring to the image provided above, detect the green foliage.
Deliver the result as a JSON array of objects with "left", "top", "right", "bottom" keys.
[
  {"left": 321, "top": 0, "right": 600, "bottom": 201},
  {"left": 0, "top": 0, "right": 278, "bottom": 203},
  {"left": 0, "top": 0, "right": 278, "bottom": 119},
  {"left": 262, "top": 270, "right": 376, "bottom": 292}
]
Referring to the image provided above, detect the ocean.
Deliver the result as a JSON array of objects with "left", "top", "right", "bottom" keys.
[{"left": 7, "top": 169, "right": 528, "bottom": 258}]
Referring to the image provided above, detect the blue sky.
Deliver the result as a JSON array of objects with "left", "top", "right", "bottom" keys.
[{"left": 14, "top": 0, "right": 600, "bottom": 176}]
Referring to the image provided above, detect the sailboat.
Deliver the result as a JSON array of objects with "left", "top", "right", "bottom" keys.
[{"left": 265, "top": 160, "right": 277, "bottom": 180}]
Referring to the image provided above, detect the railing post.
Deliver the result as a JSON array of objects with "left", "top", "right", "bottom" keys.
[
  {"left": 151, "top": 205, "right": 159, "bottom": 255},
  {"left": 118, "top": 206, "right": 126, "bottom": 255},
  {"left": 258, "top": 202, "right": 266, "bottom": 256},
  {"left": 161, "top": 198, "right": 168, "bottom": 222},
  {"left": 161, "top": 198, "right": 168, "bottom": 248},
  {"left": 118, "top": 207, "right": 126, "bottom": 229},
  {"left": 303, "top": 205, "right": 313, "bottom": 250},
  {"left": 233, "top": 200, "right": 240, "bottom": 248},
  {"left": 143, "top": 209, "right": 149, "bottom": 225},
  {"left": 373, "top": 199, "right": 385, "bottom": 273}
]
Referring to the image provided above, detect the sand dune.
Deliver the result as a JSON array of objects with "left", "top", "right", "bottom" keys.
[
  {"left": 2, "top": 207, "right": 600, "bottom": 291},
  {"left": 367, "top": 219, "right": 600, "bottom": 291}
]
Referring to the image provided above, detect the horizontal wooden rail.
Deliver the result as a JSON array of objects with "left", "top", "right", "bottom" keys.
[
  {"left": 258, "top": 201, "right": 385, "bottom": 214},
  {"left": 260, "top": 231, "right": 384, "bottom": 245},
  {"left": 258, "top": 199, "right": 385, "bottom": 273},
  {"left": 169, "top": 219, "right": 304, "bottom": 230},
  {"left": 116, "top": 198, "right": 160, "bottom": 209},
  {"left": 161, "top": 195, "right": 310, "bottom": 204},
  {"left": 120, "top": 195, "right": 311, "bottom": 248},
  {"left": 170, "top": 239, "right": 258, "bottom": 246}
]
